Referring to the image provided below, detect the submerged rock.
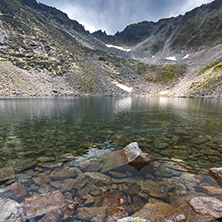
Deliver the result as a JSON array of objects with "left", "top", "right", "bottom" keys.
[
  {"left": 4, "top": 182, "right": 27, "bottom": 202},
  {"left": 0, "top": 166, "right": 15, "bottom": 182},
  {"left": 208, "top": 167, "right": 222, "bottom": 187},
  {"left": 123, "top": 142, "right": 151, "bottom": 171},
  {"left": 22, "top": 190, "right": 68, "bottom": 220},
  {"left": 132, "top": 201, "right": 186, "bottom": 222},
  {"left": 49, "top": 168, "right": 79, "bottom": 180},
  {"left": 75, "top": 207, "right": 107, "bottom": 221},
  {"left": 5, "top": 158, "right": 37, "bottom": 173},
  {"left": 117, "top": 217, "right": 150, "bottom": 222}
]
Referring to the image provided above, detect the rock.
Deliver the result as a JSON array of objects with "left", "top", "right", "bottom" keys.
[
  {"left": 85, "top": 172, "right": 113, "bottom": 184},
  {"left": 90, "top": 187, "right": 103, "bottom": 196},
  {"left": 0, "top": 166, "right": 15, "bottom": 182},
  {"left": 189, "top": 197, "right": 222, "bottom": 220},
  {"left": 198, "top": 184, "right": 222, "bottom": 195},
  {"left": 161, "top": 177, "right": 188, "bottom": 196},
  {"left": 38, "top": 202, "right": 78, "bottom": 222},
  {"left": 61, "top": 179, "right": 77, "bottom": 193},
  {"left": 103, "top": 194, "right": 128, "bottom": 221},
  {"left": 179, "top": 173, "right": 200, "bottom": 193},
  {"left": 108, "top": 171, "right": 127, "bottom": 178},
  {"left": 123, "top": 184, "right": 141, "bottom": 195},
  {"left": 84, "top": 194, "right": 95, "bottom": 206},
  {"left": 73, "top": 173, "right": 89, "bottom": 190},
  {"left": 4, "top": 182, "right": 27, "bottom": 201},
  {"left": 209, "top": 167, "right": 222, "bottom": 187},
  {"left": 76, "top": 182, "right": 96, "bottom": 198},
  {"left": 94, "top": 195, "right": 103, "bottom": 207},
  {"left": 132, "top": 201, "right": 186, "bottom": 222},
  {"left": 79, "top": 160, "right": 102, "bottom": 172},
  {"left": 123, "top": 142, "right": 151, "bottom": 171},
  {"left": 191, "top": 136, "right": 208, "bottom": 144},
  {"left": 155, "top": 162, "right": 183, "bottom": 178},
  {"left": 0, "top": 197, "right": 21, "bottom": 221},
  {"left": 38, "top": 207, "right": 65, "bottom": 222},
  {"left": 117, "top": 217, "right": 150, "bottom": 222},
  {"left": 32, "top": 174, "right": 51, "bottom": 185},
  {"left": 169, "top": 196, "right": 211, "bottom": 222},
  {"left": 49, "top": 168, "right": 78, "bottom": 180},
  {"left": 5, "top": 158, "right": 37, "bottom": 173},
  {"left": 36, "top": 156, "right": 56, "bottom": 162},
  {"left": 38, "top": 183, "right": 51, "bottom": 194},
  {"left": 50, "top": 178, "right": 76, "bottom": 193},
  {"left": 63, "top": 203, "right": 79, "bottom": 220},
  {"left": 99, "top": 149, "right": 126, "bottom": 173},
  {"left": 137, "top": 180, "right": 170, "bottom": 199},
  {"left": 75, "top": 207, "right": 107, "bottom": 221},
  {"left": 37, "top": 161, "right": 63, "bottom": 168},
  {"left": 23, "top": 190, "right": 67, "bottom": 220}
]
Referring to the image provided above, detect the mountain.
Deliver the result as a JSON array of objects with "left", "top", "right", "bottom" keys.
[{"left": 0, "top": 0, "right": 221, "bottom": 97}]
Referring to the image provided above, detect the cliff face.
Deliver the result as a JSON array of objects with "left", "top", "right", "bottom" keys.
[
  {"left": 0, "top": 0, "right": 221, "bottom": 97},
  {"left": 93, "top": 0, "right": 222, "bottom": 51}
]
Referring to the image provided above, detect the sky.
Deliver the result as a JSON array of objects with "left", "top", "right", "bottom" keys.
[{"left": 38, "top": 0, "right": 214, "bottom": 35}]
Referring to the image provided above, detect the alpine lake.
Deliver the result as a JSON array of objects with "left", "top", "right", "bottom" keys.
[{"left": 0, "top": 96, "right": 222, "bottom": 221}]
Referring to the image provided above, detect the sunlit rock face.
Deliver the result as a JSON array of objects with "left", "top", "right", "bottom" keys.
[{"left": 123, "top": 142, "right": 152, "bottom": 171}]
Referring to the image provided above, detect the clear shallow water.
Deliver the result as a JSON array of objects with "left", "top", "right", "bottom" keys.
[{"left": 0, "top": 96, "right": 222, "bottom": 174}]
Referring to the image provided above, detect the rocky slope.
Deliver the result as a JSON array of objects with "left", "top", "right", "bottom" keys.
[{"left": 0, "top": 0, "right": 221, "bottom": 97}]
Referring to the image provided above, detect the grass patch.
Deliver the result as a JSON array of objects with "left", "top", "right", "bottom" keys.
[
  {"left": 136, "top": 63, "right": 187, "bottom": 85},
  {"left": 198, "top": 57, "right": 222, "bottom": 75}
]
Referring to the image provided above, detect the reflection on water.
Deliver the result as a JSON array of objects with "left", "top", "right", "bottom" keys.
[
  {"left": 0, "top": 96, "right": 221, "bottom": 173},
  {"left": 0, "top": 97, "right": 222, "bottom": 221}
]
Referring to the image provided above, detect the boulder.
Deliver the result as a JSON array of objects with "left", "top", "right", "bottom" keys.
[
  {"left": 209, "top": 167, "right": 222, "bottom": 187},
  {"left": 0, "top": 197, "right": 21, "bottom": 221},
  {"left": 189, "top": 197, "right": 222, "bottom": 220},
  {"left": 123, "top": 142, "right": 151, "bottom": 171},
  {"left": 99, "top": 150, "right": 127, "bottom": 173},
  {"left": 168, "top": 195, "right": 221, "bottom": 222},
  {"left": 23, "top": 190, "right": 67, "bottom": 220},
  {"left": 132, "top": 201, "right": 186, "bottom": 222}
]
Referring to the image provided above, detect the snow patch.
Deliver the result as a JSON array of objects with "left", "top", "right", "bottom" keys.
[
  {"left": 112, "top": 80, "right": 133, "bottom": 92},
  {"left": 106, "top": 44, "right": 132, "bottom": 52},
  {"left": 160, "top": 90, "right": 170, "bottom": 95},
  {"left": 166, "top": 56, "right": 177, "bottom": 61},
  {"left": 182, "top": 54, "right": 190, "bottom": 59}
]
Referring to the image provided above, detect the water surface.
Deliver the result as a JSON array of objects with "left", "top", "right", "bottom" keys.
[{"left": 0, "top": 96, "right": 221, "bottom": 174}]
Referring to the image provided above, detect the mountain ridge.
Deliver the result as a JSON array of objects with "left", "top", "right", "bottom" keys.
[{"left": 0, "top": 0, "right": 221, "bottom": 97}]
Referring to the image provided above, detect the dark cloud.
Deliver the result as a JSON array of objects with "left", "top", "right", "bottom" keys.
[{"left": 38, "top": 0, "right": 213, "bottom": 34}]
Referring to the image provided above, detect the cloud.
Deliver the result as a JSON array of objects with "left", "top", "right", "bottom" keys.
[{"left": 38, "top": 0, "right": 214, "bottom": 34}]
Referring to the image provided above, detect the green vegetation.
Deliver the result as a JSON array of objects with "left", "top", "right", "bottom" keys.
[
  {"left": 78, "top": 63, "right": 99, "bottom": 93},
  {"left": 189, "top": 68, "right": 222, "bottom": 94},
  {"left": 198, "top": 57, "right": 222, "bottom": 75},
  {"left": 136, "top": 63, "right": 187, "bottom": 85}
]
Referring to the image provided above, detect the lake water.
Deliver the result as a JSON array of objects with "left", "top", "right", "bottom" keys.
[
  {"left": 0, "top": 97, "right": 221, "bottom": 174},
  {"left": 0, "top": 97, "right": 222, "bottom": 221}
]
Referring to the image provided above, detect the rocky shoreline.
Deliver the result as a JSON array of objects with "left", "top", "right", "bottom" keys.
[
  {"left": 1, "top": 142, "right": 222, "bottom": 222},
  {"left": 0, "top": 61, "right": 221, "bottom": 98}
]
